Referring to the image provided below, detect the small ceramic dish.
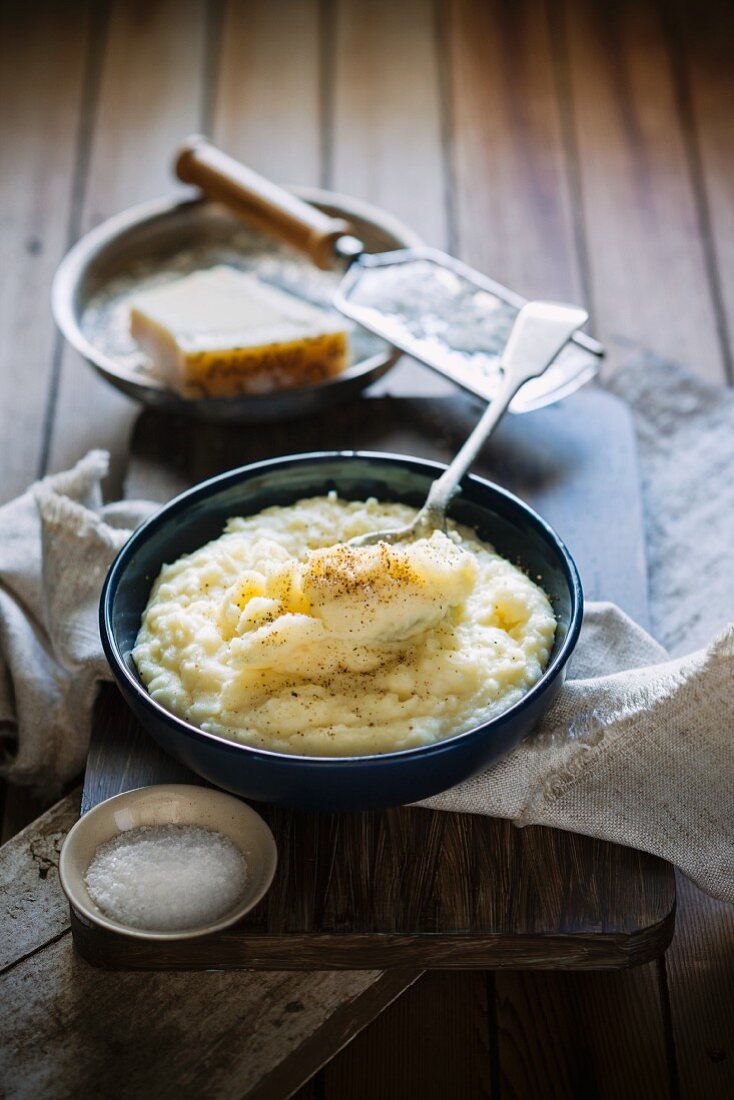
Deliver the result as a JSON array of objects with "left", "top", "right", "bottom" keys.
[{"left": 59, "top": 784, "right": 277, "bottom": 941}]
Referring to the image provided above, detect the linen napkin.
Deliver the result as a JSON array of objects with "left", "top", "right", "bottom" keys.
[
  {"left": 0, "top": 453, "right": 155, "bottom": 787},
  {"left": 0, "top": 359, "right": 732, "bottom": 901},
  {"left": 421, "top": 357, "right": 734, "bottom": 902}
]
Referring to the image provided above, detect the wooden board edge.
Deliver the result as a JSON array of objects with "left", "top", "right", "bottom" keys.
[
  {"left": 70, "top": 909, "right": 676, "bottom": 972},
  {"left": 248, "top": 969, "right": 422, "bottom": 1100}
]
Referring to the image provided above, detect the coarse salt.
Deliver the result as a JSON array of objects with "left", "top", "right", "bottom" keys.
[{"left": 84, "top": 824, "right": 248, "bottom": 931}]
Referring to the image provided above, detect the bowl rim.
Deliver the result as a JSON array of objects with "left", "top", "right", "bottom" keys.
[
  {"left": 59, "top": 783, "right": 278, "bottom": 941},
  {"left": 50, "top": 188, "right": 423, "bottom": 398},
  {"left": 101, "top": 451, "right": 583, "bottom": 766}
]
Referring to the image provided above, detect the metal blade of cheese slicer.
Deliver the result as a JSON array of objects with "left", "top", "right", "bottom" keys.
[
  {"left": 176, "top": 137, "right": 604, "bottom": 410},
  {"left": 333, "top": 249, "right": 603, "bottom": 411}
]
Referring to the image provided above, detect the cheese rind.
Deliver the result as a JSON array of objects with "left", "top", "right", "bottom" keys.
[{"left": 129, "top": 266, "right": 349, "bottom": 398}]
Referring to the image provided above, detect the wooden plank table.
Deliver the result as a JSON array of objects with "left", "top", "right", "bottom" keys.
[{"left": 1, "top": 1, "right": 733, "bottom": 1097}]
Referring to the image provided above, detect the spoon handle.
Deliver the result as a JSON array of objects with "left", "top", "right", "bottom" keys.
[{"left": 421, "top": 301, "right": 589, "bottom": 524}]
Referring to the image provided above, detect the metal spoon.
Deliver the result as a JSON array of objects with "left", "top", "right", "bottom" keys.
[{"left": 350, "top": 300, "right": 589, "bottom": 547}]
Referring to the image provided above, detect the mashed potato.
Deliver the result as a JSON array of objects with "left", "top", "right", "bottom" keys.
[{"left": 133, "top": 495, "right": 556, "bottom": 756}]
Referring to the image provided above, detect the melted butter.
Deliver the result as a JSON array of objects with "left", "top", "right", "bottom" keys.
[
  {"left": 302, "top": 534, "right": 477, "bottom": 643},
  {"left": 218, "top": 531, "right": 477, "bottom": 662}
]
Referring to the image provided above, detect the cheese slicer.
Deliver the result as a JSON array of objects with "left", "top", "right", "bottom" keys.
[
  {"left": 349, "top": 299, "right": 588, "bottom": 546},
  {"left": 176, "top": 137, "right": 603, "bottom": 411}
]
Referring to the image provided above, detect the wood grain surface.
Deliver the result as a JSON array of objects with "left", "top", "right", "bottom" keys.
[
  {"left": 46, "top": 0, "right": 209, "bottom": 496},
  {"left": 449, "top": 0, "right": 584, "bottom": 305},
  {"left": 331, "top": 0, "right": 453, "bottom": 396},
  {"left": 320, "top": 970, "right": 495, "bottom": 1098},
  {"left": 214, "top": 0, "right": 322, "bottom": 185},
  {"left": 332, "top": 0, "right": 447, "bottom": 247},
  {"left": 0, "top": 788, "right": 419, "bottom": 1098},
  {"left": 562, "top": 0, "right": 725, "bottom": 378},
  {"left": 1, "top": 0, "right": 733, "bottom": 1096},
  {"left": 0, "top": 0, "right": 100, "bottom": 843},
  {"left": 674, "top": 0, "right": 734, "bottom": 379},
  {"left": 0, "top": 1, "right": 95, "bottom": 505}
]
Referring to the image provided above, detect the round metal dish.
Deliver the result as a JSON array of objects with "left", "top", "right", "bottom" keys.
[{"left": 51, "top": 190, "right": 423, "bottom": 422}]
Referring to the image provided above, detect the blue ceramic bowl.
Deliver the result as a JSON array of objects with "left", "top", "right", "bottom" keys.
[{"left": 100, "top": 453, "right": 582, "bottom": 810}]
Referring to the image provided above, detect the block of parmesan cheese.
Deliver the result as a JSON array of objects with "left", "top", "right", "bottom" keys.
[{"left": 129, "top": 266, "right": 349, "bottom": 398}]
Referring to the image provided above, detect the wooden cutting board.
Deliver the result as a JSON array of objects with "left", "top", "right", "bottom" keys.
[{"left": 73, "top": 388, "right": 676, "bottom": 970}]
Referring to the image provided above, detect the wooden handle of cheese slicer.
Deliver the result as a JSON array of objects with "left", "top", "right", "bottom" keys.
[{"left": 175, "top": 135, "right": 357, "bottom": 270}]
